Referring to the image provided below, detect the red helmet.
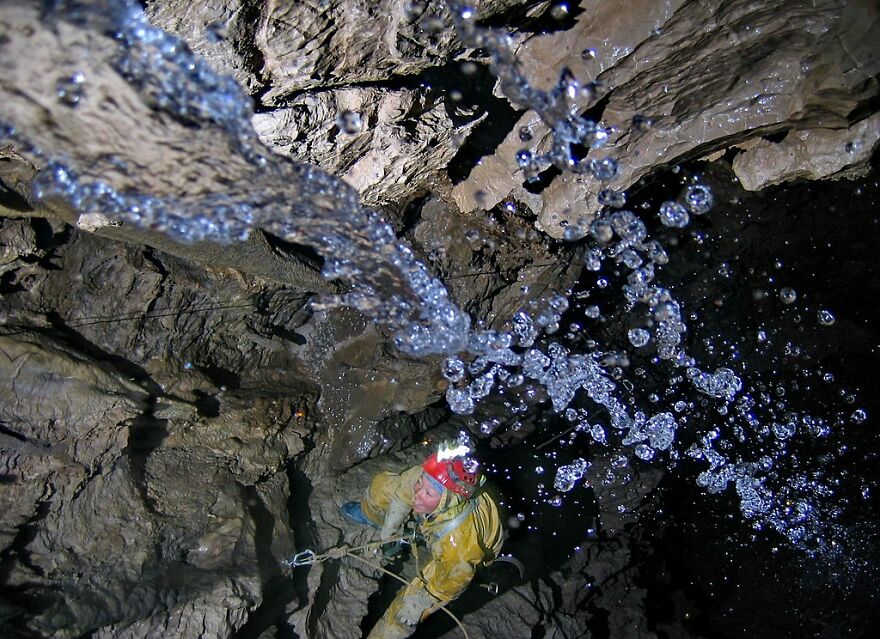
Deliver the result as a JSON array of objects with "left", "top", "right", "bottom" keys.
[{"left": 423, "top": 452, "right": 481, "bottom": 498}]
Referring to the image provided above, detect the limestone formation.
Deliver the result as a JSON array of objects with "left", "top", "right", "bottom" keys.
[
  {"left": 252, "top": 87, "right": 486, "bottom": 207},
  {"left": 732, "top": 112, "right": 880, "bottom": 190},
  {"left": 453, "top": 0, "right": 880, "bottom": 236}
]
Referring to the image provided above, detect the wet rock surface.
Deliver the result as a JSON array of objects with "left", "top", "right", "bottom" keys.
[
  {"left": 2, "top": 1, "right": 879, "bottom": 638},
  {"left": 453, "top": 0, "right": 880, "bottom": 236}
]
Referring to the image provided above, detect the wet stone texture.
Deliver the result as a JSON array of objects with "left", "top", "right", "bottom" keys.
[
  {"left": 453, "top": 0, "right": 880, "bottom": 236},
  {"left": 1, "top": 0, "right": 879, "bottom": 638}
]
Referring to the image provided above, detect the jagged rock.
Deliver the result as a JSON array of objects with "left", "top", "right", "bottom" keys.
[
  {"left": 253, "top": 88, "right": 485, "bottom": 207},
  {"left": 0, "top": 330, "right": 142, "bottom": 559},
  {"left": 407, "top": 196, "right": 583, "bottom": 328},
  {"left": 90, "top": 575, "right": 261, "bottom": 639},
  {"left": 732, "top": 112, "right": 880, "bottom": 190},
  {"left": 0, "top": 217, "right": 45, "bottom": 274},
  {"left": 147, "top": 0, "right": 552, "bottom": 206},
  {"left": 454, "top": 0, "right": 880, "bottom": 237},
  {"left": 295, "top": 308, "right": 441, "bottom": 473},
  {"left": 439, "top": 579, "right": 556, "bottom": 639},
  {"left": 453, "top": 0, "right": 685, "bottom": 217},
  {"left": 147, "top": 1, "right": 552, "bottom": 103},
  {"left": 144, "top": 0, "right": 266, "bottom": 93}
]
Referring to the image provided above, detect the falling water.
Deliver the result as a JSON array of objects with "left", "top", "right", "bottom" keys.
[{"left": 1, "top": 0, "right": 874, "bottom": 566}]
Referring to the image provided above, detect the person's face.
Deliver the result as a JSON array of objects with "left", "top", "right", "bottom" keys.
[{"left": 412, "top": 474, "right": 443, "bottom": 514}]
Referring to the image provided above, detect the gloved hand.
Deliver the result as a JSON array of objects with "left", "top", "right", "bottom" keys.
[
  {"left": 380, "top": 498, "right": 411, "bottom": 541},
  {"left": 397, "top": 589, "right": 437, "bottom": 627}
]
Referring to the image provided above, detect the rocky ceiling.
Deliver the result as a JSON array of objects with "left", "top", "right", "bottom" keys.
[{"left": 1, "top": 1, "right": 879, "bottom": 638}]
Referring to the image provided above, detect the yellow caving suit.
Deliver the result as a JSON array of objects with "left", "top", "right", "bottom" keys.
[{"left": 361, "top": 465, "right": 504, "bottom": 639}]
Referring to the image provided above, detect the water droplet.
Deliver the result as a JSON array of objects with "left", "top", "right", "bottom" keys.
[
  {"left": 516, "top": 149, "right": 533, "bottom": 168},
  {"left": 635, "top": 444, "right": 655, "bottom": 460},
  {"left": 589, "top": 157, "right": 618, "bottom": 181},
  {"left": 589, "top": 219, "right": 613, "bottom": 243},
  {"left": 628, "top": 328, "right": 650, "bottom": 347},
  {"left": 779, "top": 287, "right": 797, "bottom": 304},
  {"left": 336, "top": 110, "right": 363, "bottom": 134},
  {"left": 553, "top": 458, "right": 590, "bottom": 492},
  {"left": 581, "top": 47, "right": 597, "bottom": 60},
  {"left": 851, "top": 409, "right": 867, "bottom": 424},
  {"left": 817, "top": 309, "right": 835, "bottom": 326},
  {"left": 442, "top": 357, "right": 466, "bottom": 382},
  {"left": 459, "top": 5, "right": 476, "bottom": 20},
  {"left": 56, "top": 72, "right": 86, "bottom": 106},
  {"left": 632, "top": 114, "right": 654, "bottom": 131},
  {"left": 772, "top": 421, "right": 796, "bottom": 439},
  {"left": 460, "top": 61, "right": 479, "bottom": 76},
  {"left": 684, "top": 184, "right": 714, "bottom": 214},
  {"left": 659, "top": 201, "right": 690, "bottom": 228},
  {"left": 550, "top": 3, "right": 570, "bottom": 20}
]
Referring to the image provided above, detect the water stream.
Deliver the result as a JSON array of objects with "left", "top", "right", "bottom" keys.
[{"left": 1, "top": 0, "right": 875, "bottom": 573}]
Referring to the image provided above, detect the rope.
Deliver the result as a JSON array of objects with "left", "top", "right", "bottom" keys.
[{"left": 282, "top": 537, "right": 470, "bottom": 639}]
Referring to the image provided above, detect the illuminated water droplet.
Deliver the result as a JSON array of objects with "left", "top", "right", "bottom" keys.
[
  {"left": 659, "top": 201, "right": 690, "bottom": 228},
  {"left": 779, "top": 287, "right": 797, "bottom": 304},
  {"left": 589, "top": 157, "right": 618, "bottom": 181},
  {"left": 56, "top": 72, "right": 86, "bottom": 106},
  {"left": 336, "top": 110, "right": 363, "bottom": 134},
  {"left": 817, "top": 309, "right": 835, "bottom": 326},
  {"left": 684, "top": 184, "right": 714, "bottom": 214},
  {"left": 628, "top": 328, "right": 650, "bottom": 347},
  {"left": 550, "top": 3, "right": 570, "bottom": 20}
]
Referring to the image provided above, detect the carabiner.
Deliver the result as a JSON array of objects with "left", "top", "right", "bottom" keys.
[{"left": 281, "top": 549, "right": 317, "bottom": 567}]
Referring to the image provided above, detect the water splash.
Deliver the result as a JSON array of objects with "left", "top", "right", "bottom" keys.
[
  {"left": 5, "top": 0, "right": 471, "bottom": 358},
  {"left": 2, "top": 0, "right": 872, "bottom": 561}
]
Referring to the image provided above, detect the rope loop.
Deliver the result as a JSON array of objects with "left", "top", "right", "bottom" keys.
[{"left": 280, "top": 537, "right": 471, "bottom": 639}]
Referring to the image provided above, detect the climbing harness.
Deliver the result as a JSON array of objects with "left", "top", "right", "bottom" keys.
[{"left": 281, "top": 535, "right": 472, "bottom": 639}]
